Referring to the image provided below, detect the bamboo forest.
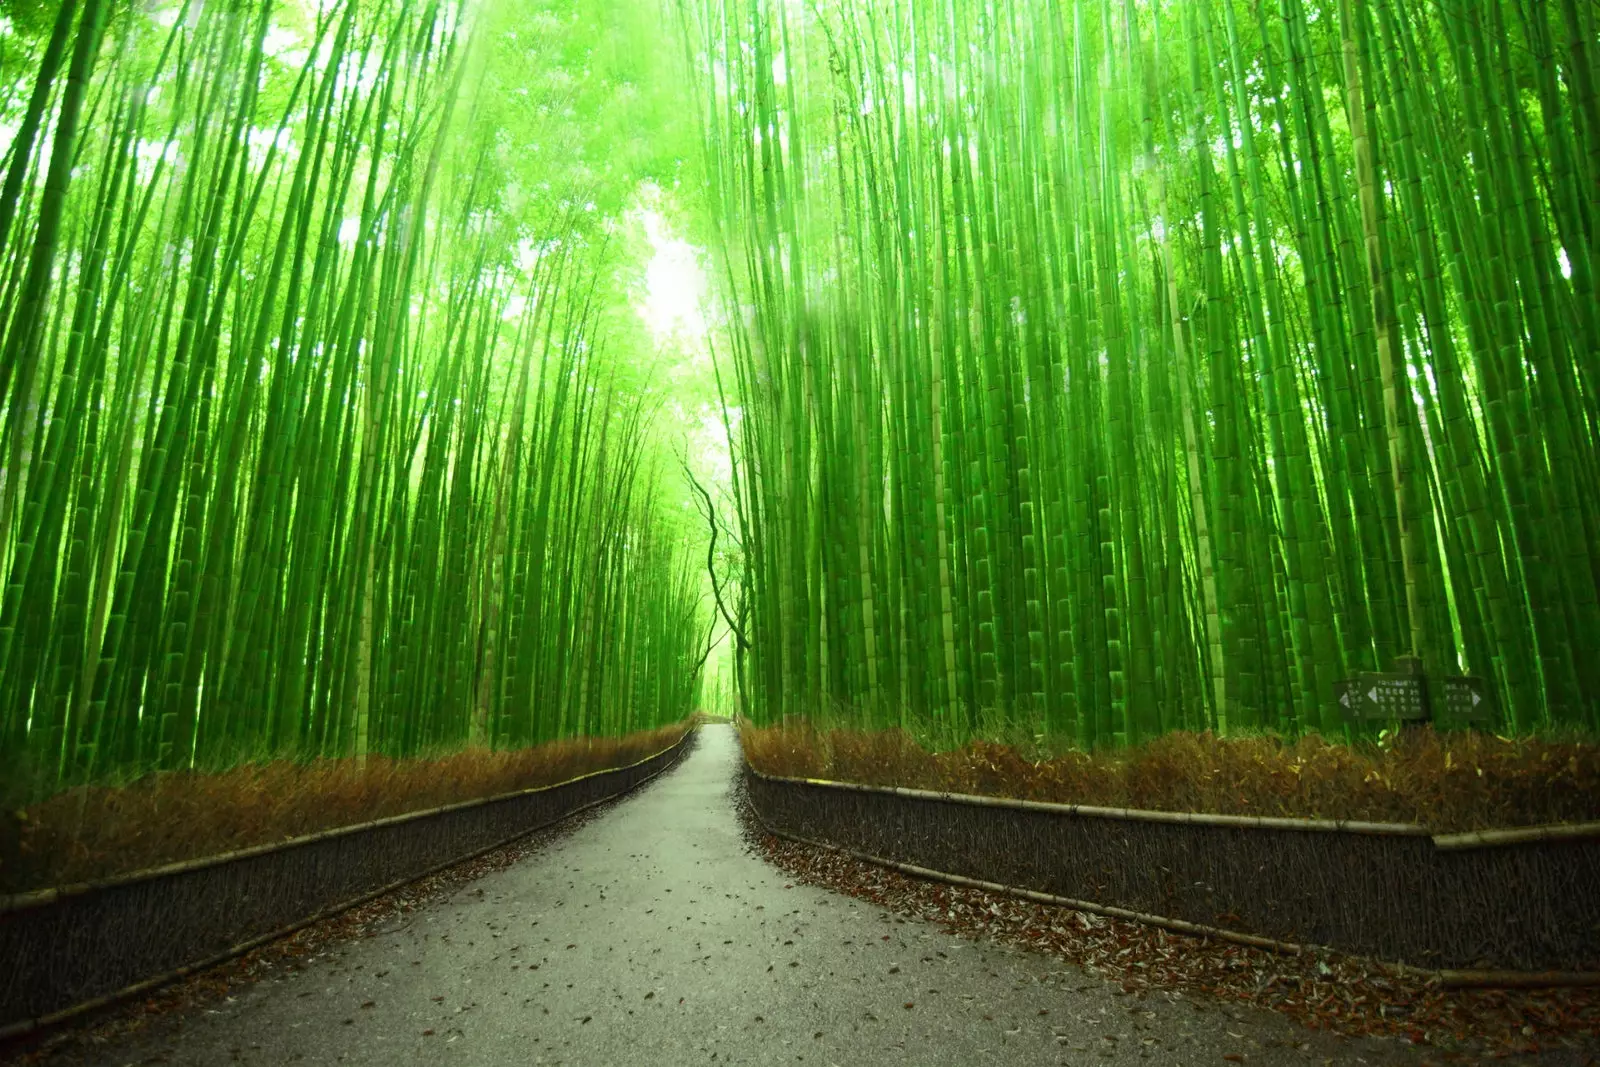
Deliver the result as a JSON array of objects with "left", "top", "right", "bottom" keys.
[
  {"left": 698, "top": 0, "right": 1600, "bottom": 749},
  {"left": 4, "top": 0, "right": 1600, "bottom": 1059},
  {"left": 1, "top": 0, "right": 1597, "bottom": 779}
]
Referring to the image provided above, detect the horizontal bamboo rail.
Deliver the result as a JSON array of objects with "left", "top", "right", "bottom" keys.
[
  {"left": 1430, "top": 821, "right": 1600, "bottom": 851},
  {"left": 744, "top": 764, "right": 1600, "bottom": 849}
]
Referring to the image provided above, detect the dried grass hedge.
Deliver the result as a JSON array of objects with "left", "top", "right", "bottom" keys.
[
  {"left": 0, "top": 723, "right": 689, "bottom": 895},
  {"left": 741, "top": 722, "right": 1600, "bottom": 833}
]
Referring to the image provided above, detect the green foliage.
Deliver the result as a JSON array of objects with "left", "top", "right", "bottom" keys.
[
  {"left": 691, "top": 0, "right": 1600, "bottom": 745},
  {"left": 0, "top": 0, "right": 59, "bottom": 39},
  {"left": 0, "top": 0, "right": 710, "bottom": 799}
]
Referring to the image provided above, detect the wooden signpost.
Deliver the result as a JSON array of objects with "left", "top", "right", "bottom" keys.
[{"left": 1334, "top": 659, "right": 1494, "bottom": 728}]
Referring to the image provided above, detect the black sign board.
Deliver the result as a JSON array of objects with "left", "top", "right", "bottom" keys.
[
  {"left": 1434, "top": 674, "right": 1494, "bottom": 724},
  {"left": 1335, "top": 672, "right": 1429, "bottom": 722}
]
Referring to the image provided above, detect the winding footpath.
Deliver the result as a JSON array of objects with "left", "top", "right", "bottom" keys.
[{"left": 62, "top": 726, "right": 1440, "bottom": 1066}]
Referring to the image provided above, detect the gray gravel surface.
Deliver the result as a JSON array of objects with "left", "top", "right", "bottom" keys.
[{"left": 49, "top": 726, "right": 1483, "bottom": 1066}]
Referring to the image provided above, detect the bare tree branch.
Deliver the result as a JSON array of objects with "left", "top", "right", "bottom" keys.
[{"left": 682, "top": 459, "right": 749, "bottom": 652}]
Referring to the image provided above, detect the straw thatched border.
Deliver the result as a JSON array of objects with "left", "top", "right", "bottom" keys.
[
  {"left": 744, "top": 763, "right": 1600, "bottom": 977},
  {"left": 0, "top": 729, "right": 695, "bottom": 1039}
]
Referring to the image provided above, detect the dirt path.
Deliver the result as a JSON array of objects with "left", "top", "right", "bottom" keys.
[{"left": 49, "top": 726, "right": 1468, "bottom": 1065}]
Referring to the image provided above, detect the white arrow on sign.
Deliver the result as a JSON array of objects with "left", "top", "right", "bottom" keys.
[
  {"left": 1472, "top": 691, "right": 1481, "bottom": 706},
  {"left": 1368, "top": 687, "right": 1378, "bottom": 704},
  {"left": 1340, "top": 690, "right": 1351, "bottom": 708}
]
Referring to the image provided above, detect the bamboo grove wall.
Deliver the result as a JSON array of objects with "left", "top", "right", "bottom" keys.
[
  {"left": 691, "top": 0, "right": 1600, "bottom": 743},
  {"left": 0, "top": 727, "right": 695, "bottom": 1037},
  {"left": 745, "top": 766, "right": 1600, "bottom": 973},
  {"left": 0, "top": 0, "right": 707, "bottom": 796}
]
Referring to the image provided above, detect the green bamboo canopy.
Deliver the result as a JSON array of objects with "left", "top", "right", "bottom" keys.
[
  {"left": 1, "top": 0, "right": 1594, "bottom": 792},
  {"left": 0, "top": 0, "right": 708, "bottom": 794},
  {"left": 688, "top": 0, "right": 1600, "bottom": 745}
]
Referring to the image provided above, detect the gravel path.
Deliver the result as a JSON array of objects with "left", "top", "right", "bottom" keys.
[{"left": 46, "top": 726, "right": 1493, "bottom": 1065}]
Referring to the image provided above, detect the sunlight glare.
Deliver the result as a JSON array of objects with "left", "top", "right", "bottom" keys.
[{"left": 636, "top": 204, "right": 709, "bottom": 349}]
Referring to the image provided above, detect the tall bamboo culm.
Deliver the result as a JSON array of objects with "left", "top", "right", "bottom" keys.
[
  {"left": 686, "top": 0, "right": 1600, "bottom": 746},
  {"left": 0, "top": 0, "right": 707, "bottom": 797}
]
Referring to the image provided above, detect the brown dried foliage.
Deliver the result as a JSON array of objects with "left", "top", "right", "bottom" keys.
[
  {"left": 741, "top": 722, "right": 1600, "bottom": 831},
  {"left": 0, "top": 724, "right": 689, "bottom": 895}
]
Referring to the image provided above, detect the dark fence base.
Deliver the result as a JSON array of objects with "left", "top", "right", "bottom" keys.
[
  {"left": 0, "top": 732, "right": 694, "bottom": 1036},
  {"left": 745, "top": 766, "right": 1600, "bottom": 974}
]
